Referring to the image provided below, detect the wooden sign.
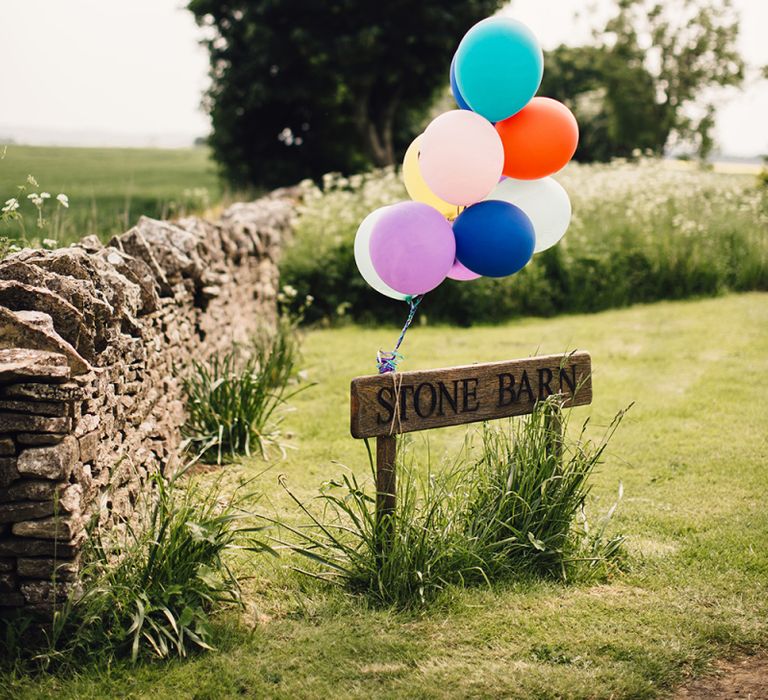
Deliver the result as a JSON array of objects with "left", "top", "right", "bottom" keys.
[
  {"left": 350, "top": 351, "right": 593, "bottom": 540},
  {"left": 351, "top": 351, "right": 592, "bottom": 438}
]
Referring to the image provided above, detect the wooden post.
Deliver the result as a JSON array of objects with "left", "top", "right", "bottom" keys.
[{"left": 376, "top": 435, "right": 397, "bottom": 528}]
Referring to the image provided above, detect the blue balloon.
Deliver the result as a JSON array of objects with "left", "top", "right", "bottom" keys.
[
  {"left": 449, "top": 54, "right": 472, "bottom": 111},
  {"left": 453, "top": 200, "right": 535, "bottom": 278},
  {"left": 455, "top": 17, "right": 543, "bottom": 123}
]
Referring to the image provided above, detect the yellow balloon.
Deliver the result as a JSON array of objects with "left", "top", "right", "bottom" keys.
[{"left": 402, "top": 135, "right": 459, "bottom": 219}]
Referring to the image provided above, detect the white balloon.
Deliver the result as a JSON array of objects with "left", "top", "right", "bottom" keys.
[
  {"left": 485, "top": 177, "right": 572, "bottom": 253},
  {"left": 354, "top": 207, "right": 407, "bottom": 300}
]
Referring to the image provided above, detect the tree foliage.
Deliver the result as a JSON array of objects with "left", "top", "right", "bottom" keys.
[
  {"left": 541, "top": 0, "right": 744, "bottom": 161},
  {"left": 188, "top": 1, "right": 502, "bottom": 188}
]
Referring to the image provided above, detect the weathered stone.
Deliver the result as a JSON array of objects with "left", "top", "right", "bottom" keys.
[
  {"left": 0, "top": 537, "right": 79, "bottom": 558},
  {"left": 200, "top": 285, "right": 221, "bottom": 299},
  {"left": 97, "top": 247, "right": 159, "bottom": 315},
  {"left": 0, "top": 399, "right": 67, "bottom": 417},
  {"left": 17, "top": 436, "right": 78, "bottom": 479},
  {"left": 13, "top": 515, "right": 81, "bottom": 540},
  {"left": 74, "top": 413, "right": 99, "bottom": 437},
  {"left": 16, "top": 433, "right": 66, "bottom": 446},
  {"left": 58, "top": 484, "right": 82, "bottom": 514},
  {"left": 2, "top": 380, "right": 86, "bottom": 401},
  {"left": 0, "top": 438, "right": 14, "bottom": 457},
  {"left": 13, "top": 247, "right": 141, "bottom": 325},
  {"left": 0, "top": 457, "right": 19, "bottom": 488},
  {"left": 0, "top": 307, "right": 91, "bottom": 375},
  {"left": 0, "top": 558, "right": 13, "bottom": 572},
  {"left": 17, "top": 558, "right": 78, "bottom": 580},
  {"left": 0, "top": 348, "right": 70, "bottom": 384},
  {"left": 1, "top": 479, "right": 61, "bottom": 502},
  {"left": 0, "top": 260, "right": 113, "bottom": 341},
  {"left": 78, "top": 430, "right": 99, "bottom": 463},
  {"left": 0, "top": 501, "right": 55, "bottom": 523},
  {"left": 20, "top": 580, "right": 72, "bottom": 605},
  {"left": 0, "top": 572, "right": 15, "bottom": 592},
  {"left": 0, "top": 280, "right": 94, "bottom": 360},
  {"left": 0, "top": 413, "right": 71, "bottom": 434},
  {"left": 75, "top": 235, "right": 104, "bottom": 253}
]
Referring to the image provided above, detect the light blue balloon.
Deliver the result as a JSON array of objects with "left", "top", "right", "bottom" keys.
[{"left": 455, "top": 17, "right": 543, "bottom": 123}]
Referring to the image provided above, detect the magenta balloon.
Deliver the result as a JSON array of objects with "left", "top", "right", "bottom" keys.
[
  {"left": 447, "top": 258, "right": 481, "bottom": 281},
  {"left": 419, "top": 110, "right": 504, "bottom": 206},
  {"left": 369, "top": 202, "right": 456, "bottom": 295}
]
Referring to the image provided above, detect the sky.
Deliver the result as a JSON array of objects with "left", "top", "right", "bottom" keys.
[{"left": 0, "top": 0, "right": 766, "bottom": 156}]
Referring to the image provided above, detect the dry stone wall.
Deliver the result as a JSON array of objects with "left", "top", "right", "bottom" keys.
[{"left": 0, "top": 193, "right": 295, "bottom": 616}]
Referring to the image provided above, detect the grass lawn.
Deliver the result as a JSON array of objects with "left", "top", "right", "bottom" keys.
[
  {"left": 5, "top": 293, "right": 768, "bottom": 699},
  {"left": 0, "top": 145, "right": 222, "bottom": 245}
]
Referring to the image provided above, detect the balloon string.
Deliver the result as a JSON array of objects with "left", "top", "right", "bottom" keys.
[{"left": 377, "top": 295, "right": 423, "bottom": 374}]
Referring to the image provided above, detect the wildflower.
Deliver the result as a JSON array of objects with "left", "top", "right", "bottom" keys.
[
  {"left": 56, "top": 193, "right": 69, "bottom": 208},
  {"left": 40, "top": 192, "right": 51, "bottom": 199},
  {"left": 42, "top": 238, "right": 57, "bottom": 249},
  {"left": 27, "top": 193, "right": 43, "bottom": 206},
  {"left": 305, "top": 294, "right": 314, "bottom": 306},
  {"left": 26, "top": 175, "right": 38, "bottom": 187},
  {"left": 282, "top": 285, "right": 298, "bottom": 299},
  {"left": 2, "top": 198, "right": 19, "bottom": 213}
]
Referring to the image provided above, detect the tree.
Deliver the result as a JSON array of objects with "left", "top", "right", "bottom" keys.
[
  {"left": 541, "top": 46, "right": 665, "bottom": 162},
  {"left": 541, "top": 0, "right": 744, "bottom": 161},
  {"left": 188, "top": 1, "right": 502, "bottom": 188}
]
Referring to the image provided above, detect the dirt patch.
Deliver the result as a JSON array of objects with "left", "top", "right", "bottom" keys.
[{"left": 674, "top": 653, "right": 768, "bottom": 699}]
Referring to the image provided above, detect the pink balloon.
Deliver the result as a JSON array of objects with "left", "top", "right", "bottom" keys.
[
  {"left": 369, "top": 202, "right": 456, "bottom": 296},
  {"left": 447, "top": 258, "right": 481, "bottom": 281},
  {"left": 419, "top": 110, "right": 504, "bottom": 206}
]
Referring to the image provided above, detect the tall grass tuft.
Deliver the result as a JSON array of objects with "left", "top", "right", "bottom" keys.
[
  {"left": 36, "top": 463, "right": 272, "bottom": 668},
  {"left": 277, "top": 399, "right": 627, "bottom": 607},
  {"left": 182, "top": 309, "right": 308, "bottom": 463}
]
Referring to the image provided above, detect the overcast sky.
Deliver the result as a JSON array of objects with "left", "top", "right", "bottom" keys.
[{"left": 0, "top": 0, "right": 766, "bottom": 156}]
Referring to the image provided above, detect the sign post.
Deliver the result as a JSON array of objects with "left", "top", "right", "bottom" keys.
[{"left": 350, "top": 351, "right": 592, "bottom": 532}]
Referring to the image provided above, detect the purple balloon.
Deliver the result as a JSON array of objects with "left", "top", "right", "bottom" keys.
[
  {"left": 369, "top": 202, "right": 456, "bottom": 295},
  {"left": 447, "top": 258, "right": 481, "bottom": 281}
]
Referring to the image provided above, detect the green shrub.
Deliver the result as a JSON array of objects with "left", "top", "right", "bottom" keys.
[
  {"left": 277, "top": 399, "right": 627, "bottom": 607},
  {"left": 282, "top": 161, "right": 768, "bottom": 325},
  {"left": 33, "top": 465, "right": 272, "bottom": 667},
  {"left": 181, "top": 309, "right": 309, "bottom": 463}
]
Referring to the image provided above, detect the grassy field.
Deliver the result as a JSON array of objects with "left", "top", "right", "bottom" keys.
[
  {"left": 0, "top": 145, "right": 222, "bottom": 245},
  {"left": 5, "top": 293, "right": 767, "bottom": 699}
]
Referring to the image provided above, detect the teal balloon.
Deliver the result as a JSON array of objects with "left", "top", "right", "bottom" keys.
[{"left": 455, "top": 17, "right": 543, "bottom": 123}]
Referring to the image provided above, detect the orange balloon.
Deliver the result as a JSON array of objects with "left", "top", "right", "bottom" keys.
[{"left": 495, "top": 97, "right": 578, "bottom": 180}]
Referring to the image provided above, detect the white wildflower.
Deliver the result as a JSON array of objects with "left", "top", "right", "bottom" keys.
[
  {"left": 282, "top": 284, "right": 298, "bottom": 299},
  {"left": 56, "top": 193, "right": 69, "bottom": 208},
  {"left": 40, "top": 192, "right": 51, "bottom": 199},
  {"left": 42, "top": 238, "right": 57, "bottom": 249},
  {"left": 2, "top": 198, "right": 19, "bottom": 213}
]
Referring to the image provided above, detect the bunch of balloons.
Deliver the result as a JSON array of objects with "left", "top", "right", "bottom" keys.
[{"left": 355, "top": 15, "right": 578, "bottom": 301}]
